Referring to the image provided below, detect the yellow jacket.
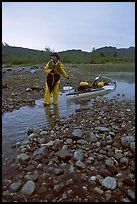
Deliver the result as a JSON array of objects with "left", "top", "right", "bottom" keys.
[{"left": 44, "top": 60, "right": 69, "bottom": 83}]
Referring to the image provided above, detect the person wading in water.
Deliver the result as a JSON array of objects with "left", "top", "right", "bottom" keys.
[{"left": 44, "top": 52, "right": 69, "bottom": 105}]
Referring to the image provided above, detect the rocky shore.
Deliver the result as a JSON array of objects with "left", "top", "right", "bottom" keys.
[
  {"left": 2, "top": 66, "right": 135, "bottom": 202},
  {"left": 2, "top": 97, "right": 135, "bottom": 202}
]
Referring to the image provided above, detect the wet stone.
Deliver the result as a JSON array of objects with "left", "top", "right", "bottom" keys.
[
  {"left": 95, "top": 126, "right": 110, "bottom": 132},
  {"left": 21, "top": 180, "right": 36, "bottom": 195},
  {"left": 101, "top": 176, "right": 117, "bottom": 190}
]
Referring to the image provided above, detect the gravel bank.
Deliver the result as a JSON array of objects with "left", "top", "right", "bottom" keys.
[
  {"left": 2, "top": 66, "right": 135, "bottom": 202},
  {"left": 2, "top": 97, "right": 135, "bottom": 202}
]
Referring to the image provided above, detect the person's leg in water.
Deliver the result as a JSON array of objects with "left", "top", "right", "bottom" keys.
[
  {"left": 53, "top": 83, "right": 59, "bottom": 105},
  {"left": 44, "top": 105, "right": 51, "bottom": 121},
  {"left": 44, "top": 82, "right": 51, "bottom": 105},
  {"left": 53, "top": 104, "right": 60, "bottom": 118},
  {"left": 44, "top": 104, "right": 60, "bottom": 121}
]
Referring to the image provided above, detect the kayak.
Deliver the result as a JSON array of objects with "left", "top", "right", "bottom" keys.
[{"left": 61, "top": 81, "right": 116, "bottom": 100}]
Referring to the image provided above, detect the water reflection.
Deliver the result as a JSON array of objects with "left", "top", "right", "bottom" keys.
[
  {"left": 104, "top": 81, "right": 135, "bottom": 101},
  {"left": 44, "top": 105, "right": 60, "bottom": 121}
]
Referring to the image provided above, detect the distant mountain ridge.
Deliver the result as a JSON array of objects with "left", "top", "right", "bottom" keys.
[
  {"left": 2, "top": 43, "right": 135, "bottom": 54},
  {"left": 93, "top": 46, "right": 135, "bottom": 56}
]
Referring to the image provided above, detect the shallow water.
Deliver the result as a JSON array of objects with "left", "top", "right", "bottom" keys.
[
  {"left": 2, "top": 72, "right": 135, "bottom": 158},
  {"left": 2, "top": 97, "right": 80, "bottom": 145}
]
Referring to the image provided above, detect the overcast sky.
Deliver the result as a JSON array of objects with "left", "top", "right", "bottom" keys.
[{"left": 2, "top": 2, "right": 135, "bottom": 52}]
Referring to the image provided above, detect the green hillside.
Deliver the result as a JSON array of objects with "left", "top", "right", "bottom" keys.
[{"left": 2, "top": 44, "right": 135, "bottom": 66}]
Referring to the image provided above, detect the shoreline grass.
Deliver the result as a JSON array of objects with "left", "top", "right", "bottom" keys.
[{"left": 64, "top": 63, "right": 135, "bottom": 73}]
